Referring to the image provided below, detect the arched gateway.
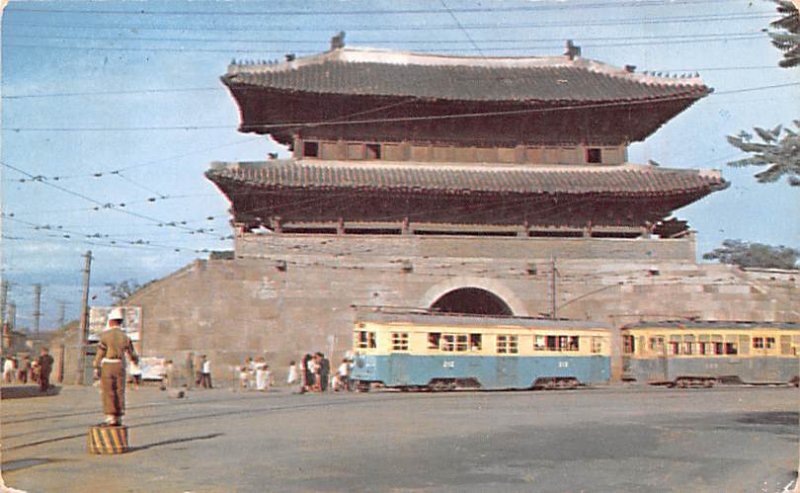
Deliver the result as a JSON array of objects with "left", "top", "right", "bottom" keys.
[{"left": 431, "top": 288, "right": 513, "bottom": 316}]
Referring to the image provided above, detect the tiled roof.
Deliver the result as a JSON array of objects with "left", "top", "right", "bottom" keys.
[
  {"left": 207, "top": 160, "right": 727, "bottom": 197},
  {"left": 223, "top": 47, "right": 710, "bottom": 103}
]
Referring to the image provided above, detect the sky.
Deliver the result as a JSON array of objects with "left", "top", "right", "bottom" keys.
[{"left": 1, "top": 0, "right": 798, "bottom": 331}]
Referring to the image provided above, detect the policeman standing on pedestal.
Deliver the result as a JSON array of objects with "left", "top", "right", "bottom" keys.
[{"left": 93, "top": 307, "right": 139, "bottom": 426}]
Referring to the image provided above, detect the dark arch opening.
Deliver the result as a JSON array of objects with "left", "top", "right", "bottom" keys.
[{"left": 430, "top": 288, "right": 513, "bottom": 316}]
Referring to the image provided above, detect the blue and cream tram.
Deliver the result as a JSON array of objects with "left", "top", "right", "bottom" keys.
[
  {"left": 351, "top": 307, "right": 612, "bottom": 391},
  {"left": 621, "top": 321, "right": 800, "bottom": 387}
]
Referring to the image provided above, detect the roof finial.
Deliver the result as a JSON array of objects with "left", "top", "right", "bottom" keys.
[
  {"left": 564, "top": 40, "right": 581, "bottom": 60},
  {"left": 331, "top": 31, "right": 346, "bottom": 51}
]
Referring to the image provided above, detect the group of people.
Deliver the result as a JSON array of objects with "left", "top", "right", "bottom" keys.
[
  {"left": 2, "top": 347, "right": 54, "bottom": 393},
  {"left": 292, "top": 353, "right": 353, "bottom": 393},
  {"left": 238, "top": 357, "right": 272, "bottom": 391}
]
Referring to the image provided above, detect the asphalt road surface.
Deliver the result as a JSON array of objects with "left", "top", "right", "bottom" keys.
[{"left": 1, "top": 384, "right": 798, "bottom": 492}]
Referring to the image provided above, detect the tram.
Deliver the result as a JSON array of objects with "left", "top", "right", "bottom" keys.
[
  {"left": 621, "top": 321, "right": 800, "bottom": 387},
  {"left": 350, "top": 307, "right": 612, "bottom": 391}
]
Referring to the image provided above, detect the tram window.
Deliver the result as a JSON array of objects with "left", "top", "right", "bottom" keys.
[
  {"left": 713, "top": 343, "right": 724, "bottom": 355},
  {"left": 356, "top": 331, "right": 376, "bottom": 349},
  {"left": 497, "top": 335, "right": 519, "bottom": 354},
  {"left": 724, "top": 342, "right": 738, "bottom": 355},
  {"left": 683, "top": 335, "right": 695, "bottom": 355},
  {"left": 568, "top": 336, "right": 580, "bottom": 351},
  {"left": 591, "top": 337, "right": 603, "bottom": 354},
  {"left": 753, "top": 337, "right": 764, "bottom": 349},
  {"left": 699, "top": 342, "right": 711, "bottom": 355},
  {"left": 546, "top": 335, "right": 558, "bottom": 351},
  {"left": 669, "top": 335, "right": 681, "bottom": 355},
  {"left": 428, "top": 333, "right": 441, "bottom": 349},
  {"left": 649, "top": 336, "right": 665, "bottom": 352},
  {"left": 534, "top": 335, "right": 547, "bottom": 351},
  {"left": 766, "top": 337, "right": 776, "bottom": 349},
  {"left": 469, "top": 334, "right": 482, "bottom": 351},
  {"left": 455, "top": 334, "right": 469, "bottom": 352},
  {"left": 391, "top": 332, "right": 409, "bottom": 351},
  {"left": 623, "top": 335, "right": 635, "bottom": 354},
  {"left": 559, "top": 336, "right": 570, "bottom": 352},
  {"left": 442, "top": 334, "right": 456, "bottom": 352}
]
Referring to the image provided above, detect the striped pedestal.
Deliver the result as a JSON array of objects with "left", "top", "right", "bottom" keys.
[{"left": 87, "top": 425, "right": 129, "bottom": 454}]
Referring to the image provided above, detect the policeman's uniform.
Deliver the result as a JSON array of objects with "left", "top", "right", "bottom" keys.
[{"left": 93, "top": 308, "right": 138, "bottom": 426}]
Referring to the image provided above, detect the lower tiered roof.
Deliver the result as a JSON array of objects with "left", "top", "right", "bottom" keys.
[{"left": 206, "top": 159, "right": 728, "bottom": 233}]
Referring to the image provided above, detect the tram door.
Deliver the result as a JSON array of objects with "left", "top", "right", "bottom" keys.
[
  {"left": 389, "top": 354, "right": 410, "bottom": 386},
  {"left": 496, "top": 358, "right": 519, "bottom": 387}
]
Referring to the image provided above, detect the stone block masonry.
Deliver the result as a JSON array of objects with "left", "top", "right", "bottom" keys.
[{"left": 125, "top": 234, "right": 798, "bottom": 384}]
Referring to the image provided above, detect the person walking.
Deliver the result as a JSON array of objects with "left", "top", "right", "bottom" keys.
[
  {"left": 3, "top": 356, "right": 15, "bottom": 383},
  {"left": 319, "top": 353, "right": 331, "bottom": 392},
  {"left": 287, "top": 360, "right": 298, "bottom": 387},
  {"left": 194, "top": 353, "right": 204, "bottom": 387},
  {"left": 200, "top": 355, "right": 213, "bottom": 389},
  {"left": 37, "top": 347, "right": 54, "bottom": 393},
  {"left": 93, "top": 307, "right": 139, "bottom": 426},
  {"left": 184, "top": 352, "right": 195, "bottom": 389}
]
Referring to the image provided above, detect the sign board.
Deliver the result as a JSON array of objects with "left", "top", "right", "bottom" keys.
[{"left": 88, "top": 306, "right": 142, "bottom": 342}]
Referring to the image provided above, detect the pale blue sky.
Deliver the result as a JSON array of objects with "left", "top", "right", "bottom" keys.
[{"left": 1, "top": 0, "right": 798, "bottom": 330}]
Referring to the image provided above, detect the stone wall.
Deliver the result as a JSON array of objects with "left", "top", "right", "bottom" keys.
[{"left": 125, "top": 233, "right": 798, "bottom": 385}]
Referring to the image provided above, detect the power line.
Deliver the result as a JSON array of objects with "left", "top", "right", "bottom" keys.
[
  {"left": 5, "top": 82, "right": 798, "bottom": 133},
  {"left": 5, "top": 0, "right": 735, "bottom": 17},
  {"left": 2, "top": 33, "right": 766, "bottom": 56},
  {"left": 4, "top": 30, "right": 765, "bottom": 47},
  {"left": 4, "top": 12, "right": 775, "bottom": 34}
]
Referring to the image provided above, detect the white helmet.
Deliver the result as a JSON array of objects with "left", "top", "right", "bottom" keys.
[{"left": 108, "top": 307, "right": 125, "bottom": 322}]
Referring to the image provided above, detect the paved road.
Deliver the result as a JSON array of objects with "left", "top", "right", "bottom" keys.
[{"left": 2, "top": 385, "right": 798, "bottom": 492}]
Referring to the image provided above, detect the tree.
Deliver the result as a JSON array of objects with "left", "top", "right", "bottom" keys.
[
  {"left": 703, "top": 239, "right": 799, "bottom": 270},
  {"left": 726, "top": 121, "right": 800, "bottom": 186},
  {"left": 767, "top": 0, "right": 799, "bottom": 68},
  {"left": 105, "top": 279, "right": 141, "bottom": 304}
]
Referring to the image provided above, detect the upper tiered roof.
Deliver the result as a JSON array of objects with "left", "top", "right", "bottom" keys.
[{"left": 224, "top": 47, "right": 709, "bottom": 103}]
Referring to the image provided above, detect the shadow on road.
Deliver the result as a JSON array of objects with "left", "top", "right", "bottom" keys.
[
  {"left": 1, "top": 386, "right": 62, "bottom": 399},
  {"left": 128, "top": 432, "right": 224, "bottom": 453}
]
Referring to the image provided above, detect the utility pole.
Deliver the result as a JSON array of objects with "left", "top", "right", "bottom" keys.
[
  {"left": 7, "top": 302, "right": 16, "bottom": 329},
  {"left": 77, "top": 251, "right": 93, "bottom": 385},
  {"left": 0, "top": 280, "right": 8, "bottom": 326},
  {"left": 33, "top": 283, "right": 42, "bottom": 338},
  {"left": 550, "top": 257, "right": 558, "bottom": 320},
  {"left": 57, "top": 301, "right": 66, "bottom": 330}
]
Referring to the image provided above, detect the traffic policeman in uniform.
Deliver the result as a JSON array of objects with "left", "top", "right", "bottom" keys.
[{"left": 93, "top": 307, "right": 139, "bottom": 426}]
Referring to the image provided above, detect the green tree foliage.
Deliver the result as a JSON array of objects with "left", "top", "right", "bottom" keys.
[
  {"left": 104, "top": 279, "right": 141, "bottom": 304},
  {"left": 703, "top": 239, "right": 799, "bottom": 269},
  {"left": 727, "top": 121, "right": 800, "bottom": 186},
  {"left": 768, "top": 0, "right": 799, "bottom": 68}
]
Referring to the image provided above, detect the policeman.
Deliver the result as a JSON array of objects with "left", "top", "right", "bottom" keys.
[{"left": 93, "top": 307, "right": 139, "bottom": 426}]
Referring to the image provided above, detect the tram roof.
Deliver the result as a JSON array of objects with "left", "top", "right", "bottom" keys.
[
  {"left": 622, "top": 320, "right": 800, "bottom": 330},
  {"left": 354, "top": 308, "right": 609, "bottom": 330}
]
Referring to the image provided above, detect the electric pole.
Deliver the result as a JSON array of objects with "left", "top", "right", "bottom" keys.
[
  {"left": 7, "top": 302, "right": 16, "bottom": 329},
  {"left": 77, "top": 251, "right": 93, "bottom": 385},
  {"left": 550, "top": 257, "right": 558, "bottom": 320},
  {"left": 0, "top": 280, "right": 8, "bottom": 326},
  {"left": 57, "top": 301, "right": 66, "bottom": 330},
  {"left": 33, "top": 283, "right": 42, "bottom": 338}
]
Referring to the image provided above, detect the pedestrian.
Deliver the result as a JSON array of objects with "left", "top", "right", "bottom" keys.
[
  {"left": 17, "top": 356, "right": 30, "bottom": 384},
  {"left": 256, "top": 361, "right": 271, "bottom": 392},
  {"left": 311, "top": 354, "right": 321, "bottom": 392},
  {"left": 319, "top": 352, "right": 330, "bottom": 392},
  {"left": 238, "top": 364, "right": 250, "bottom": 391},
  {"left": 184, "top": 351, "right": 195, "bottom": 389},
  {"left": 335, "top": 358, "right": 350, "bottom": 392},
  {"left": 302, "top": 353, "right": 314, "bottom": 393},
  {"left": 3, "top": 356, "right": 15, "bottom": 383},
  {"left": 37, "top": 347, "right": 54, "bottom": 393},
  {"left": 287, "top": 360, "right": 298, "bottom": 386},
  {"left": 164, "top": 360, "right": 177, "bottom": 389},
  {"left": 93, "top": 307, "right": 139, "bottom": 426},
  {"left": 200, "top": 355, "right": 213, "bottom": 389},
  {"left": 129, "top": 358, "right": 143, "bottom": 390},
  {"left": 247, "top": 357, "right": 257, "bottom": 390},
  {"left": 194, "top": 353, "right": 204, "bottom": 387}
]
